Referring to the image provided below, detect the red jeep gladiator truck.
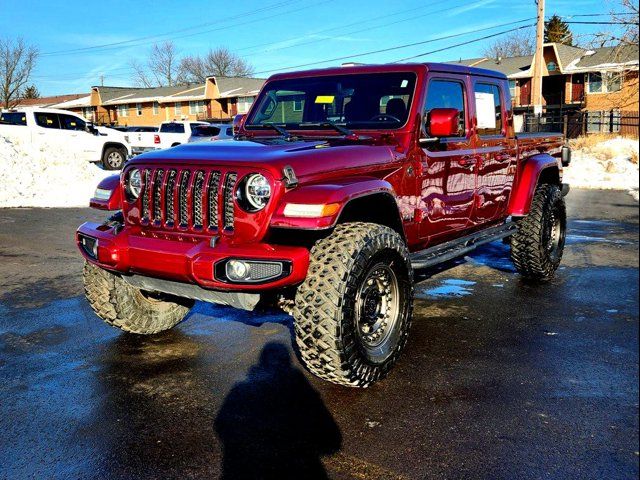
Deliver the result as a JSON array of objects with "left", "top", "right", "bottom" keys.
[{"left": 77, "top": 63, "right": 571, "bottom": 387}]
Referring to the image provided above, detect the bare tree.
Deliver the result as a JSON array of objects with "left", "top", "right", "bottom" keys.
[
  {"left": 130, "top": 41, "right": 184, "bottom": 87},
  {"left": 180, "top": 47, "right": 254, "bottom": 82},
  {"left": 481, "top": 29, "right": 535, "bottom": 59},
  {"left": 0, "top": 37, "right": 39, "bottom": 108}
]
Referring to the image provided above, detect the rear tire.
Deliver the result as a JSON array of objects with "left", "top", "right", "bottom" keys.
[
  {"left": 83, "top": 262, "right": 193, "bottom": 334},
  {"left": 510, "top": 184, "right": 566, "bottom": 281},
  {"left": 292, "top": 222, "right": 413, "bottom": 387},
  {"left": 102, "top": 147, "right": 126, "bottom": 170}
]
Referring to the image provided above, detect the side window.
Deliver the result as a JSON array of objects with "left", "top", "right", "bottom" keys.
[
  {"left": 475, "top": 83, "right": 503, "bottom": 136},
  {"left": 35, "top": 112, "right": 60, "bottom": 129},
  {"left": 59, "top": 114, "right": 86, "bottom": 131},
  {"left": 425, "top": 79, "right": 466, "bottom": 137}
]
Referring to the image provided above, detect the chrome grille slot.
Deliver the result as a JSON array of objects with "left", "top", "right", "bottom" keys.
[
  {"left": 223, "top": 172, "right": 237, "bottom": 230},
  {"left": 153, "top": 169, "right": 164, "bottom": 223},
  {"left": 178, "top": 170, "right": 191, "bottom": 228},
  {"left": 207, "top": 171, "right": 221, "bottom": 230},
  {"left": 165, "top": 170, "right": 177, "bottom": 226},
  {"left": 193, "top": 171, "right": 205, "bottom": 228},
  {"left": 141, "top": 168, "right": 151, "bottom": 221}
]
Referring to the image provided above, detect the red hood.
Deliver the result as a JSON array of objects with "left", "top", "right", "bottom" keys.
[{"left": 128, "top": 138, "right": 401, "bottom": 183}]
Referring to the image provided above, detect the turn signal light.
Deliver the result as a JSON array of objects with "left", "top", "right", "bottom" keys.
[{"left": 282, "top": 203, "right": 341, "bottom": 218}]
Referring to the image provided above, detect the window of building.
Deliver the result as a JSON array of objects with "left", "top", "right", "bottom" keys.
[
  {"left": 189, "top": 100, "right": 205, "bottom": 114},
  {"left": 588, "top": 72, "right": 623, "bottom": 94},
  {"left": 117, "top": 104, "right": 129, "bottom": 118},
  {"left": 152, "top": 101, "right": 159, "bottom": 115},
  {"left": 425, "top": 79, "right": 466, "bottom": 137},
  {"left": 175, "top": 102, "right": 183, "bottom": 115},
  {"left": 509, "top": 80, "right": 516, "bottom": 99},
  {"left": 236, "top": 96, "right": 254, "bottom": 114},
  {"left": 136, "top": 103, "right": 143, "bottom": 116},
  {"left": 474, "top": 83, "right": 503, "bottom": 136},
  {"left": 292, "top": 98, "right": 303, "bottom": 112},
  {"left": 82, "top": 107, "right": 93, "bottom": 120}
]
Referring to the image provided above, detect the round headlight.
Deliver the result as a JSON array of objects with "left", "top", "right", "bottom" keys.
[
  {"left": 241, "top": 173, "right": 271, "bottom": 211},
  {"left": 126, "top": 168, "right": 142, "bottom": 201}
]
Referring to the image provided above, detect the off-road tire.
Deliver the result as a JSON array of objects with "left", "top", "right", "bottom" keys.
[
  {"left": 102, "top": 147, "right": 126, "bottom": 170},
  {"left": 292, "top": 222, "right": 414, "bottom": 388},
  {"left": 83, "top": 262, "right": 193, "bottom": 334},
  {"left": 511, "top": 184, "right": 566, "bottom": 281}
]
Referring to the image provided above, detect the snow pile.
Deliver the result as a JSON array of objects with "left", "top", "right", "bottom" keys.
[
  {"left": 565, "top": 136, "right": 639, "bottom": 200},
  {"left": 0, "top": 135, "right": 113, "bottom": 208}
]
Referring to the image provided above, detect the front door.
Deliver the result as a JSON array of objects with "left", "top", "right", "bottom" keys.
[
  {"left": 471, "top": 81, "right": 516, "bottom": 224},
  {"left": 418, "top": 77, "right": 476, "bottom": 243}
]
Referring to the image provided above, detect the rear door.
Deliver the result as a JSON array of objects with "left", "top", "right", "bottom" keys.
[
  {"left": 471, "top": 80, "right": 516, "bottom": 224},
  {"left": 32, "top": 111, "right": 66, "bottom": 151},
  {"left": 418, "top": 76, "right": 477, "bottom": 242}
]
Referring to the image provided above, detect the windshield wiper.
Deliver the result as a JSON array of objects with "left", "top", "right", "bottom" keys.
[
  {"left": 262, "top": 122, "right": 298, "bottom": 142},
  {"left": 300, "top": 120, "right": 354, "bottom": 137}
]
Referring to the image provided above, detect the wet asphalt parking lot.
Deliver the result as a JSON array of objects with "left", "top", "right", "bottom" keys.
[{"left": 0, "top": 189, "right": 638, "bottom": 480}]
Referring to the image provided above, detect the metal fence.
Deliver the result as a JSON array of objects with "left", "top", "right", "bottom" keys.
[{"left": 522, "top": 110, "right": 640, "bottom": 138}]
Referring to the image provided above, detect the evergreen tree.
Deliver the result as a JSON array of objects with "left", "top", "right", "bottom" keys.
[
  {"left": 545, "top": 14, "right": 574, "bottom": 45},
  {"left": 22, "top": 84, "right": 40, "bottom": 99}
]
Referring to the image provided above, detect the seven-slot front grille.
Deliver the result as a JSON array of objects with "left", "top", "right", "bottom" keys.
[{"left": 138, "top": 167, "right": 237, "bottom": 232}]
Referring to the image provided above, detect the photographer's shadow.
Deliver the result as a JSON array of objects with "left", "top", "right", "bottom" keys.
[{"left": 215, "top": 342, "right": 341, "bottom": 480}]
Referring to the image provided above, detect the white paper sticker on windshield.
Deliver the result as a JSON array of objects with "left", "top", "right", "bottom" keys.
[{"left": 475, "top": 92, "right": 496, "bottom": 129}]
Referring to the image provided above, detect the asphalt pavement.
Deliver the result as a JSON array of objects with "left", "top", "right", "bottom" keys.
[{"left": 0, "top": 189, "right": 638, "bottom": 480}]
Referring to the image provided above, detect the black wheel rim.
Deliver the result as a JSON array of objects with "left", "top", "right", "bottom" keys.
[
  {"left": 544, "top": 202, "right": 566, "bottom": 263},
  {"left": 355, "top": 262, "right": 401, "bottom": 363}
]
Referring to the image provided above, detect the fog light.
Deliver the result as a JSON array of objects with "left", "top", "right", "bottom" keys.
[
  {"left": 227, "top": 260, "right": 250, "bottom": 281},
  {"left": 80, "top": 235, "right": 99, "bottom": 259},
  {"left": 222, "top": 260, "right": 286, "bottom": 283}
]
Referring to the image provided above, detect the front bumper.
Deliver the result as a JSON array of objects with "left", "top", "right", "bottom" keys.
[{"left": 76, "top": 222, "right": 310, "bottom": 292}]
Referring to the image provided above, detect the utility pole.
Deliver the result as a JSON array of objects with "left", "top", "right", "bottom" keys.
[
  {"left": 531, "top": 0, "right": 545, "bottom": 115},
  {"left": 100, "top": 75, "right": 104, "bottom": 87}
]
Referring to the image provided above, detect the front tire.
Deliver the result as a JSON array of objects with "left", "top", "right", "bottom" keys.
[
  {"left": 292, "top": 223, "right": 414, "bottom": 387},
  {"left": 102, "top": 147, "right": 126, "bottom": 170},
  {"left": 83, "top": 262, "right": 193, "bottom": 334},
  {"left": 510, "top": 184, "right": 566, "bottom": 281}
]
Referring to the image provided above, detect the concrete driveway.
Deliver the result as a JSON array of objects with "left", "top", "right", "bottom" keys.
[{"left": 0, "top": 189, "right": 637, "bottom": 479}]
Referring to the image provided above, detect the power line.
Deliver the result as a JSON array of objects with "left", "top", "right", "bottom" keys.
[
  {"left": 394, "top": 24, "right": 535, "bottom": 62},
  {"left": 41, "top": 0, "right": 327, "bottom": 57},
  {"left": 252, "top": 18, "right": 535, "bottom": 75},
  {"left": 41, "top": 0, "right": 296, "bottom": 56}
]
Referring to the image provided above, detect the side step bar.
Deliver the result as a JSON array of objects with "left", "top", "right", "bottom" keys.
[{"left": 410, "top": 221, "right": 518, "bottom": 269}]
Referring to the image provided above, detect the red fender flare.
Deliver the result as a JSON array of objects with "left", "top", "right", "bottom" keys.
[
  {"left": 90, "top": 174, "right": 123, "bottom": 211},
  {"left": 270, "top": 177, "right": 397, "bottom": 230},
  {"left": 508, "top": 154, "right": 562, "bottom": 217}
]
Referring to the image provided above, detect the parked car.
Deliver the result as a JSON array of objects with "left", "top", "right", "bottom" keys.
[
  {"left": 113, "top": 126, "right": 158, "bottom": 133},
  {"left": 0, "top": 107, "right": 131, "bottom": 170},
  {"left": 128, "top": 120, "right": 208, "bottom": 155},
  {"left": 78, "top": 63, "right": 571, "bottom": 388},
  {"left": 187, "top": 123, "right": 234, "bottom": 143}
]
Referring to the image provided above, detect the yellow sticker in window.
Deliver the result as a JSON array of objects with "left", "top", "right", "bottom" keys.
[
  {"left": 46, "top": 119, "right": 53, "bottom": 124},
  {"left": 315, "top": 95, "right": 335, "bottom": 104}
]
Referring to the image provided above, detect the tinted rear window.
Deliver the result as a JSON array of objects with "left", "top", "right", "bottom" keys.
[
  {"left": 160, "top": 123, "right": 185, "bottom": 133},
  {"left": 35, "top": 112, "right": 60, "bottom": 129},
  {"left": 192, "top": 126, "right": 221, "bottom": 137},
  {"left": 0, "top": 112, "right": 27, "bottom": 125}
]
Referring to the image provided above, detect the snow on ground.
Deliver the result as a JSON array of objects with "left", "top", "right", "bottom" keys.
[
  {"left": 565, "top": 136, "right": 639, "bottom": 201},
  {"left": 0, "top": 135, "right": 113, "bottom": 208}
]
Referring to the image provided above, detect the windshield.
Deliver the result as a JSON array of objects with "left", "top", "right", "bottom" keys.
[{"left": 246, "top": 72, "right": 416, "bottom": 131}]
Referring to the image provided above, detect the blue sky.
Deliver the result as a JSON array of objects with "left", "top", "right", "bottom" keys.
[{"left": 1, "top": 0, "right": 616, "bottom": 95}]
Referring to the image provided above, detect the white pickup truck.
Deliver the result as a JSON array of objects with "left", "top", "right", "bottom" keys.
[
  {"left": 0, "top": 107, "right": 132, "bottom": 170},
  {"left": 128, "top": 120, "right": 209, "bottom": 155}
]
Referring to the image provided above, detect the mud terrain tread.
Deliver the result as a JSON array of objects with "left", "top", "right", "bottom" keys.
[
  {"left": 293, "top": 222, "right": 413, "bottom": 387},
  {"left": 510, "top": 184, "right": 565, "bottom": 281},
  {"left": 83, "top": 262, "right": 191, "bottom": 334}
]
